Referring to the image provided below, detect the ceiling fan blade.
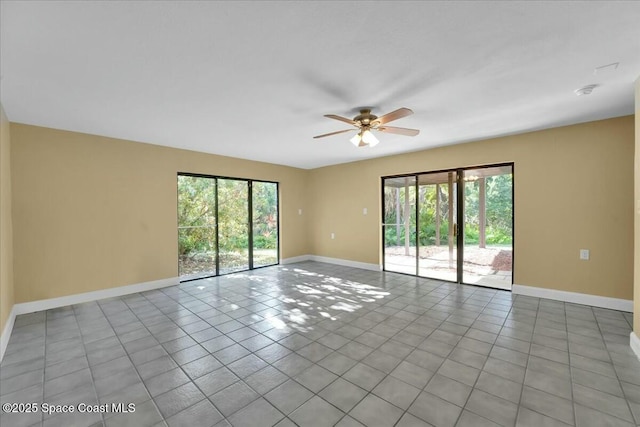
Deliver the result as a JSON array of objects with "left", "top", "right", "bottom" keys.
[
  {"left": 377, "top": 126, "right": 420, "bottom": 137},
  {"left": 375, "top": 108, "right": 414, "bottom": 125},
  {"left": 313, "top": 129, "right": 354, "bottom": 139},
  {"left": 324, "top": 114, "right": 356, "bottom": 125}
]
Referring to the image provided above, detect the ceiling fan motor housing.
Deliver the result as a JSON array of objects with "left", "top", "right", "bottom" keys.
[{"left": 354, "top": 109, "right": 378, "bottom": 127}]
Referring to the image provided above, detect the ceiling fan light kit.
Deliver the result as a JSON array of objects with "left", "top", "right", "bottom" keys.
[
  {"left": 314, "top": 107, "right": 420, "bottom": 147},
  {"left": 350, "top": 129, "right": 379, "bottom": 147}
]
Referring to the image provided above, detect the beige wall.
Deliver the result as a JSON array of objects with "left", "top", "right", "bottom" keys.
[
  {"left": 8, "top": 115, "right": 636, "bottom": 305},
  {"left": 634, "top": 78, "right": 639, "bottom": 332},
  {"left": 1, "top": 105, "right": 15, "bottom": 333},
  {"left": 11, "top": 124, "right": 309, "bottom": 303},
  {"left": 309, "top": 116, "right": 635, "bottom": 300}
]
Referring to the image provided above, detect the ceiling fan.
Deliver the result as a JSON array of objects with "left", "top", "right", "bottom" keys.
[{"left": 313, "top": 107, "right": 419, "bottom": 147}]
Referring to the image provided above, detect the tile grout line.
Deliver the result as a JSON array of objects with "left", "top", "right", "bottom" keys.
[
  {"left": 4, "top": 263, "right": 640, "bottom": 427},
  {"left": 568, "top": 304, "right": 582, "bottom": 426},
  {"left": 40, "top": 310, "right": 47, "bottom": 426},
  {"left": 72, "top": 306, "right": 108, "bottom": 427},
  {"left": 590, "top": 306, "right": 638, "bottom": 425},
  {"left": 96, "top": 292, "right": 222, "bottom": 425},
  {"left": 446, "top": 286, "right": 512, "bottom": 427},
  {"left": 271, "top": 274, "right": 454, "bottom": 425},
  {"left": 511, "top": 294, "right": 539, "bottom": 427},
  {"left": 380, "top": 279, "right": 462, "bottom": 426},
  {"left": 143, "top": 274, "right": 303, "bottom": 425},
  {"left": 3, "top": 272, "right": 524, "bottom": 426},
  {"left": 92, "top": 298, "right": 166, "bottom": 425},
  {"left": 388, "top": 284, "right": 462, "bottom": 427},
  {"left": 126, "top": 288, "right": 237, "bottom": 425}
]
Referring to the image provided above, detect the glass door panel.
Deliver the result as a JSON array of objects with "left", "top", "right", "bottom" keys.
[
  {"left": 462, "top": 166, "right": 513, "bottom": 289},
  {"left": 218, "top": 179, "right": 249, "bottom": 274},
  {"left": 417, "top": 171, "right": 458, "bottom": 282},
  {"left": 177, "top": 175, "right": 217, "bottom": 280},
  {"left": 382, "top": 163, "right": 513, "bottom": 289},
  {"left": 252, "top": 181, "right": 279, "bottom": 268},
  {"left": 383, "top": 176, "right": 417, "bottom": 275}
]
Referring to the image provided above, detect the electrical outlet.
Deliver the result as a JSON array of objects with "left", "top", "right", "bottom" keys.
[{"left": 580, "top": 249, "right": 590, "bottom": 260}]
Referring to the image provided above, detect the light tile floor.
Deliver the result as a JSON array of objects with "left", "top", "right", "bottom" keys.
[{"left": 1, "top": 261, "right": 639, "bottom": 427}]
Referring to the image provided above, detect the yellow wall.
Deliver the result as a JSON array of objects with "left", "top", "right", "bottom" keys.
[
  {"left": 0, "top": 105, "right": 15, "bottom": 333},
  {"left": 11, "top": 124, "right": 309, "bottom": 303},
  {"left": 634, "top": 77, "right": 639, "bottom": 332},
  {"left": 309, "top": 116, "right": 635, "bottom": 300},
  {"left": 8, "top": 115, "right": 636, "bottom": 305}
]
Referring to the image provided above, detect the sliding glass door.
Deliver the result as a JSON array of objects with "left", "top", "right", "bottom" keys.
[
  {"left": 218, "top": 179, "right": 249, "bottom": 274},
  {"left": 382, "top": 164, "right": 513, "bottom": 290},
  {"left": 383, "top": 177, "right": 417, "bottom": 275},
  {"left": 417, "top": 171, "right": 458, "bottom": 282},
  {"left": 252, "top": 181, "right": 279, "bottom": 268},
  {"left": 178, "top": 174, "right": 279, "bottom": 281},
  {"left": 178, "top": 175, "right": 217, "bottom": 281},
  {"left": 462, "top": 166, "right": 513, "bottom": 289}
]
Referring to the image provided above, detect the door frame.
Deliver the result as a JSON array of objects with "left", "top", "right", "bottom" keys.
[{"left": 381, "top": 162, "right": 514, "bottom": 288}]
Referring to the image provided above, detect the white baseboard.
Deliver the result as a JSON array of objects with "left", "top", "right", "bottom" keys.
[
  {"left": 512, "top": 284, "right": 633, "bottom": 312},
  {"left": 281, "top": 254, "right": 381, "bottom": 271},
  {"left": 0, "top": 304, "right": 17, "bottom": 363},
  {"left": 631, "top": 332, "right": 640, "bottom": 361},
  {"left": 13, "top": 277, "right": 179, "bottom": 316},
  {"left": 1, "top": 277, "right": 178, "bottom": 362},
  {"left": 281, "top": 255, "right": 312, "bottom": 264},
  {"left": 308, "top": 255, "right": 381, "bottom": 272}
]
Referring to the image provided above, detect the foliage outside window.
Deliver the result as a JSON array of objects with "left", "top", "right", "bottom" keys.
[{"left": 178, "top": 174, "right": 278, "bottom": 280}]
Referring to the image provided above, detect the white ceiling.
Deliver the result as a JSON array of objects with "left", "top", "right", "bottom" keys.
[{"left": 1, "top": 1, "right": 639, "bottom": 169}]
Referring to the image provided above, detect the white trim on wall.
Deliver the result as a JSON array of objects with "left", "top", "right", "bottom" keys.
[
  {"left": 282, "top": 254, "right": 381, "bottom": 271},
  {"left": 308, "top": 255, "right": 381, "bottom": 271},
  {"left": 513, "top": 284, "right": 633, "bottom": 313},
  {"left": 0, "top": 277, "right": 178, "bottom": 362},
  {"left": 13, "top": 277, "right": 179, "bottom": 316},
  {"left": 631, "top": 332, "right": 640, "bottom": 361},
  {"left": 281, "top": 255, "right": 312, "bottom": 264},
  {"left": 0, "top": 305, "right": 17, "bottom": 362}
]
